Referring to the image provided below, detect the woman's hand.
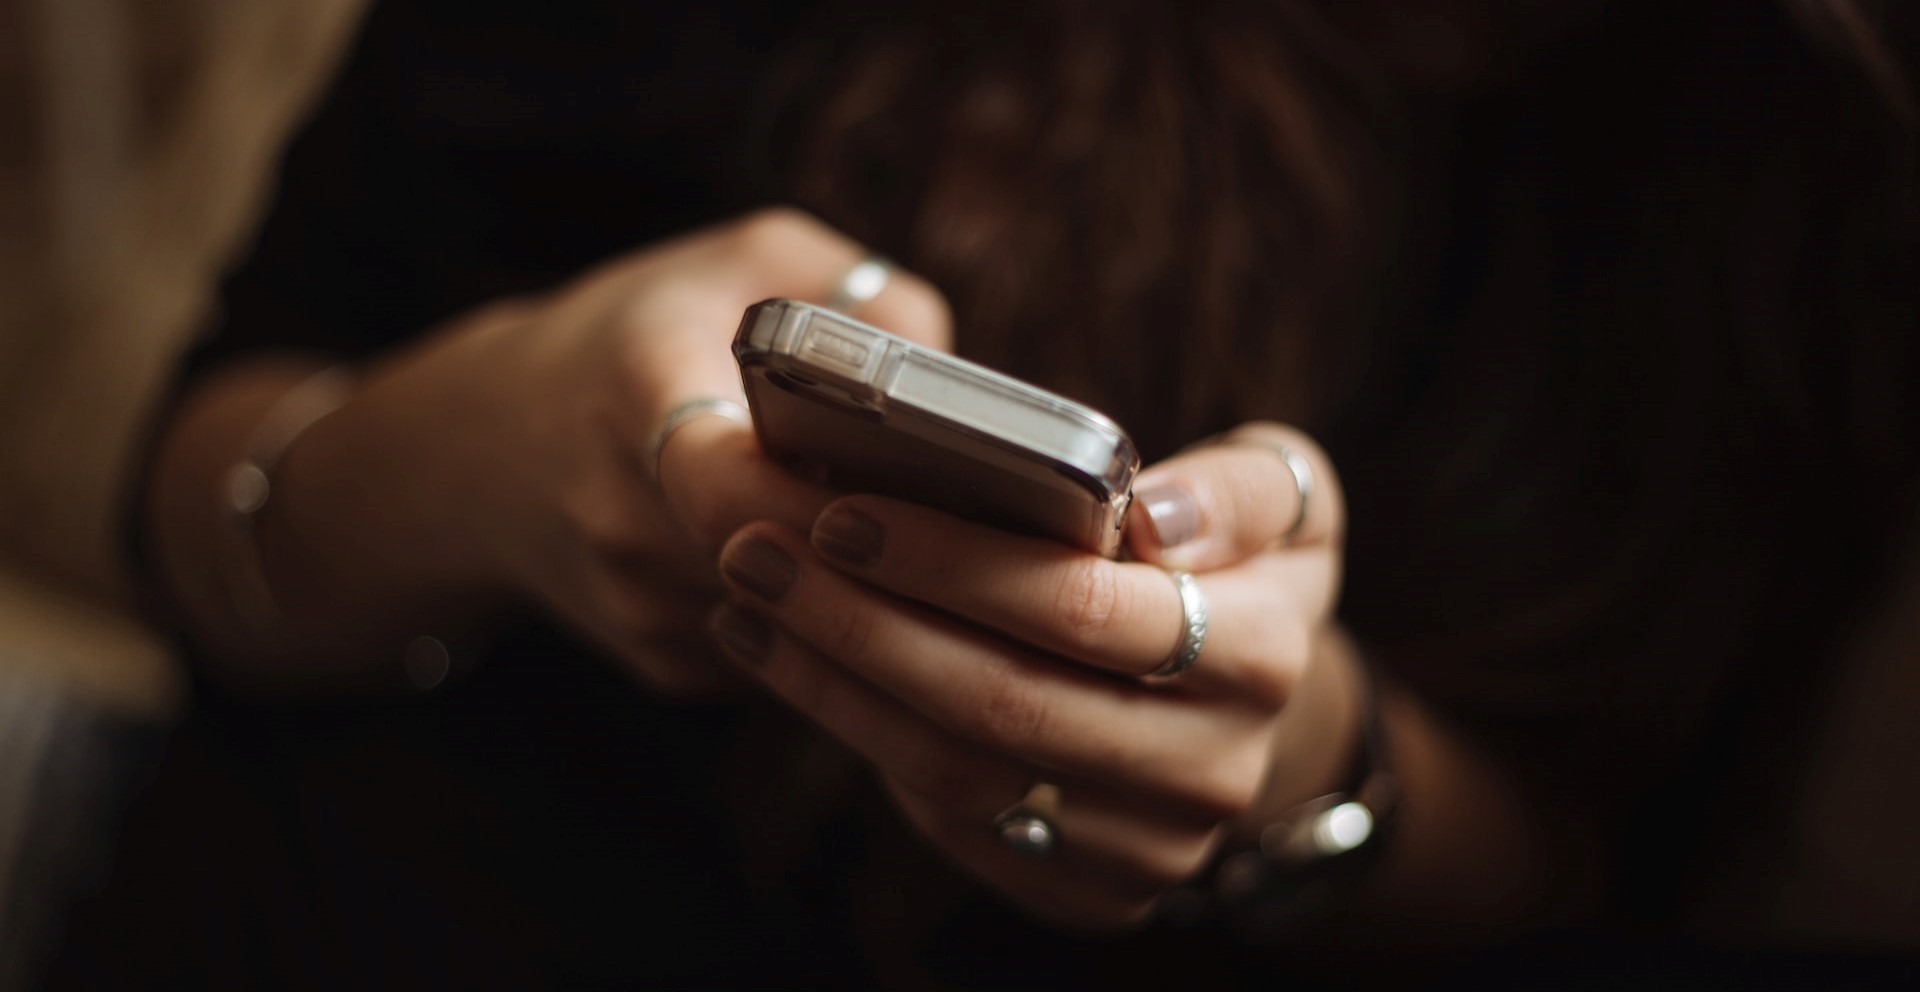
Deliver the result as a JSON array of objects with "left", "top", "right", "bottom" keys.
[
  {"left": 709, "top": 422, "right": 1359, "bottom": 926},
  {"left": 404, "top": 209, "right": 949, "bottom": 692},
  {"left": 154, "top": 208, "right": 951, "bottom": 693}
]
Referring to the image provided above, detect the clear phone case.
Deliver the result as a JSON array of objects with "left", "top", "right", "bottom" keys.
[{"left": 733, "top": 299, "right": 1138, "bottom": 556}]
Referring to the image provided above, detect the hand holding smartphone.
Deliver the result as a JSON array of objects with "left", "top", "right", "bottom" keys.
[{"left": 733, "top": 299, "right": 1139, "bottom": 557}]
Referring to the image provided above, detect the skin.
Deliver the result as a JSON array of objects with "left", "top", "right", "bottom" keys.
[
  {"left": 150, "top": 208, "right": 947, "bottom": 690},
  {"left": 709, "top": 423, "right": 1352, "bottom": 927},
  {"left": 148, "top": 208, "right": 1584, "bottom": 935}
]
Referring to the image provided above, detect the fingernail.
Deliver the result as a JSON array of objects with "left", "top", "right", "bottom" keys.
[
  {"left": 813, "top": 507, "right": 884, "bottom": 566},
  {"left": 721, "top": 536, "right": 798, "bottom": 602},
  {"left": 1137, "top": 484, "right": 1200, "bottom": 549},
  {"left": 708, "top": 604, "right": 773, "bottom": 667}
]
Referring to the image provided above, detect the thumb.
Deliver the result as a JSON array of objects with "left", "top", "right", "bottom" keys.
[{"left": 1125, "top": 423, "right": 1343, "bottom": 572}]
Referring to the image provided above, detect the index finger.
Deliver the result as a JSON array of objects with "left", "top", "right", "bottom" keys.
[
  {"left": 608, "top": 209, "right": 955, "bottom": 447},
  {"left": 640, "top": 210, "right": 955, "bottom": 541},
  {"left": 1124, "top": 423, "right": 1345, "bottom": 572},
  {"left": 656, "top": 416, "right": 839, "bottom": 549},
  {"left": 703, "top": 207, "right": 953, "bottom": 354}
]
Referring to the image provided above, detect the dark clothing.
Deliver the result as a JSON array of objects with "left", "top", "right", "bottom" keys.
[
  {"left": 59, "top": 3, "right": 881, "bottom": 987},
  {"left": 53, "top": 0, "right": 1920, "bottom": 987}
]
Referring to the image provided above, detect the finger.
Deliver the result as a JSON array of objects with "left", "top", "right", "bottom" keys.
[
  {"left": 708, "top": 602, "right": 1225, "bottom": 887},
  {"left": 611, "top": 208, "right": 955, "bottom": 438},
  {"left": 715, "top": 525, "right": 1271, "bottom": 820},
  {"left": 888, "top": 775, "right": 1223, "bottom": 896},
  {"left": 810, "top": 494, "right": 1178, "bottom": 677},
  {"left": 1124, "top": 422, "right": 1346, "bottom": 572},
  {"left": 594, "top": 538, "right": 725, "bottom": 600},
  {"left": 656, "top": 416, "right": 840, "bottom": 548},
  {"left": 614, "top": 630, "right": 749, "bottom": 697},
  {"left": 808, "top": 496, "right": 1330, "bottom": 696},
  {"left": 708, "top": 602, "right": 1030, "bottom": 810},
  {"left": 886, "top": 785, "right": 1160, "bottom": 931},
  {"left": 835, "top": 267, "right": 953, "bottom": 354},
  {"left": 620, "top": 210, "right": 951, "bottom": 534},
  {"left": 709, "top": 208, "right": 953, "bottom": 353},
  {"left": 547, "top": 560, "right": 746, "bottom": 696}
]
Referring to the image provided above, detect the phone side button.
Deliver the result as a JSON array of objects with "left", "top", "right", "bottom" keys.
[{"left": 798, "top": 326, "right": 877, "bottom": 378}]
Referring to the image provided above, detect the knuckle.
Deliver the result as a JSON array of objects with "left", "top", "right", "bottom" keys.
[
  {"left": 729, "top": 206, "right": 818, "bottom": 259},
  {"left": 900, "top": 744, "right": 998, "bottom": 814},
  {"left": 1165, "top": 838, "right": 1220, "bottom": 888},
  {"left": 612, "top": 316, "right": 658, "bottom": 375},
  {"left": 681, "top": 463, "right": 762, "bottom": 550},
  {"left": 680, "top": 496, "right": 739, "bottom": 550},
  {"left": 620, "top": 639, "right": 721, "bottom": 698},
  {"left": 1131, "top": 837, "right": 1218, "bottom": 891},
  {"left": 1217, "top": 458, "right": 1273, "bottom": 534},
  {"left": 574, "top": 498, "right": 642, "bottom": 555},
  {"left": 1240, "top": 617, "right": 1308, "bottom": 709},
  {"left": 595, "top": 593, "right": 647, "bottom": 640},
  {"left": 971, "top": 666, "right": 1051, "bottom": 748},
  {"left": 603, "top": 276, "right": 681, "bottom": 345},
  {"left": 1181, "top": 750, "right": 1266, "bottom": 821},
  {"left": 1239, "top": 657, "right": 1294, "bottom": 711},
  {"left": 560, "top": 486, "right": 610, "bottom": 544},
  {"left": 593, "top": 583, "right": 661, "bottom": 644},
  {"left": 1053, "top": 559, "right": 1123, "bottom": 651},
  {"left": 1235, "top": 421, "right": 1312, "bottom": 458},
  {"left": 775, "top": 655, "right": 833, "bottom": 718},
  {"left": 1277, "top": 610, "right": 1313, "bottom": 664},
  {"left": 824, "top": 603, "right": 880, "bottom": 662},
  {"left": 883, "top": 273, "right": 954, "bottom": 338},
  {"left": 1232, "top": 423, "right": 1345, "bottom": 540}
]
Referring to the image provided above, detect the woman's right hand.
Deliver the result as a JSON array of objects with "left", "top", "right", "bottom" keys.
[{"left": 211, "top": 208, "right": 951, "bottom": 692}]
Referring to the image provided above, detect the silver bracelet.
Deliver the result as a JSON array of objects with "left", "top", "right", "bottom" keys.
[{"left": 218, "top": 366, "right": 355, "bottom": 634}]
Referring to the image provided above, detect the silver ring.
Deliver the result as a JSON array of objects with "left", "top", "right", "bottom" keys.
[
  {"left": 644, "top": 397, "right": 750, "bottom": 485},
  {"left": 993, "top": 782, "right": 1061, "bottom": 857},
  {"left": 1148, "top": 570, "right": 1208, "bottom": 680},
  {"left": 828, "top": 256, "right": 892, "bottom": 314},
  {"left": 1222, "top": 437, "right": 1315, "bottom": 544}
]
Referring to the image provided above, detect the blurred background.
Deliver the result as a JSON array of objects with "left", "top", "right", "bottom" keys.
[
  {"left": 1, "top": 2, "right": 365, "bottom": 987},
  {"left": 5, "top": 1, "right": 1920, "bottom": 989}
]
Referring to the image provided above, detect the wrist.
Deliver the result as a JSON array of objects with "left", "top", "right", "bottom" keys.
[
  {"left": 260, "top": 352, "right": 512, "bottom": 621},
  {"left": 150, "top": 337, "right": 522, "bottom": 690},
  {"left": 1237, "top": 624, "right": 1371, "bottom": 838},
  {"left": 1216, "top": 641, "right": 1399, "bottom": 919},
  {"left": 218, "top": 365, "right": 355, "bottom": 635},
  {"left": 1161, "top": 626, "right": 1400, "bottom": 935}
]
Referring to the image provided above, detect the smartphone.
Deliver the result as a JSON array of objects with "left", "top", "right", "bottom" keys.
[{"left": 733, "top": 299, "right": 1139, "bottom": 557}]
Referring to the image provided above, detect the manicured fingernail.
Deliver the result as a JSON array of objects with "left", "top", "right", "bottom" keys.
[
  {"left": 813, "top": 507, "right": 884, "bottom": 566},
  {"left": 708, "top": 604, "right": 772, "bottom": 667},
  {"left": 721, "top": 536, "right": 798, "bottom": 602},
  {"left": 1137, "top": 484, "right": 1200, "bottom": 549}
]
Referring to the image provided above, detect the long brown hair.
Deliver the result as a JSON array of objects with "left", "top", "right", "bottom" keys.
[
  {"left": 767, "top": 0, "right": 1391, "bottom": 458},
  {"left": 757, "top": 0, "right": 1918, "bottom": 910}
]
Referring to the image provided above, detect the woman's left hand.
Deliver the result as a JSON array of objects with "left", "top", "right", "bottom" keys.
[{"left": 710, "top": 422, "right": 1356, "bottom": 928}]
